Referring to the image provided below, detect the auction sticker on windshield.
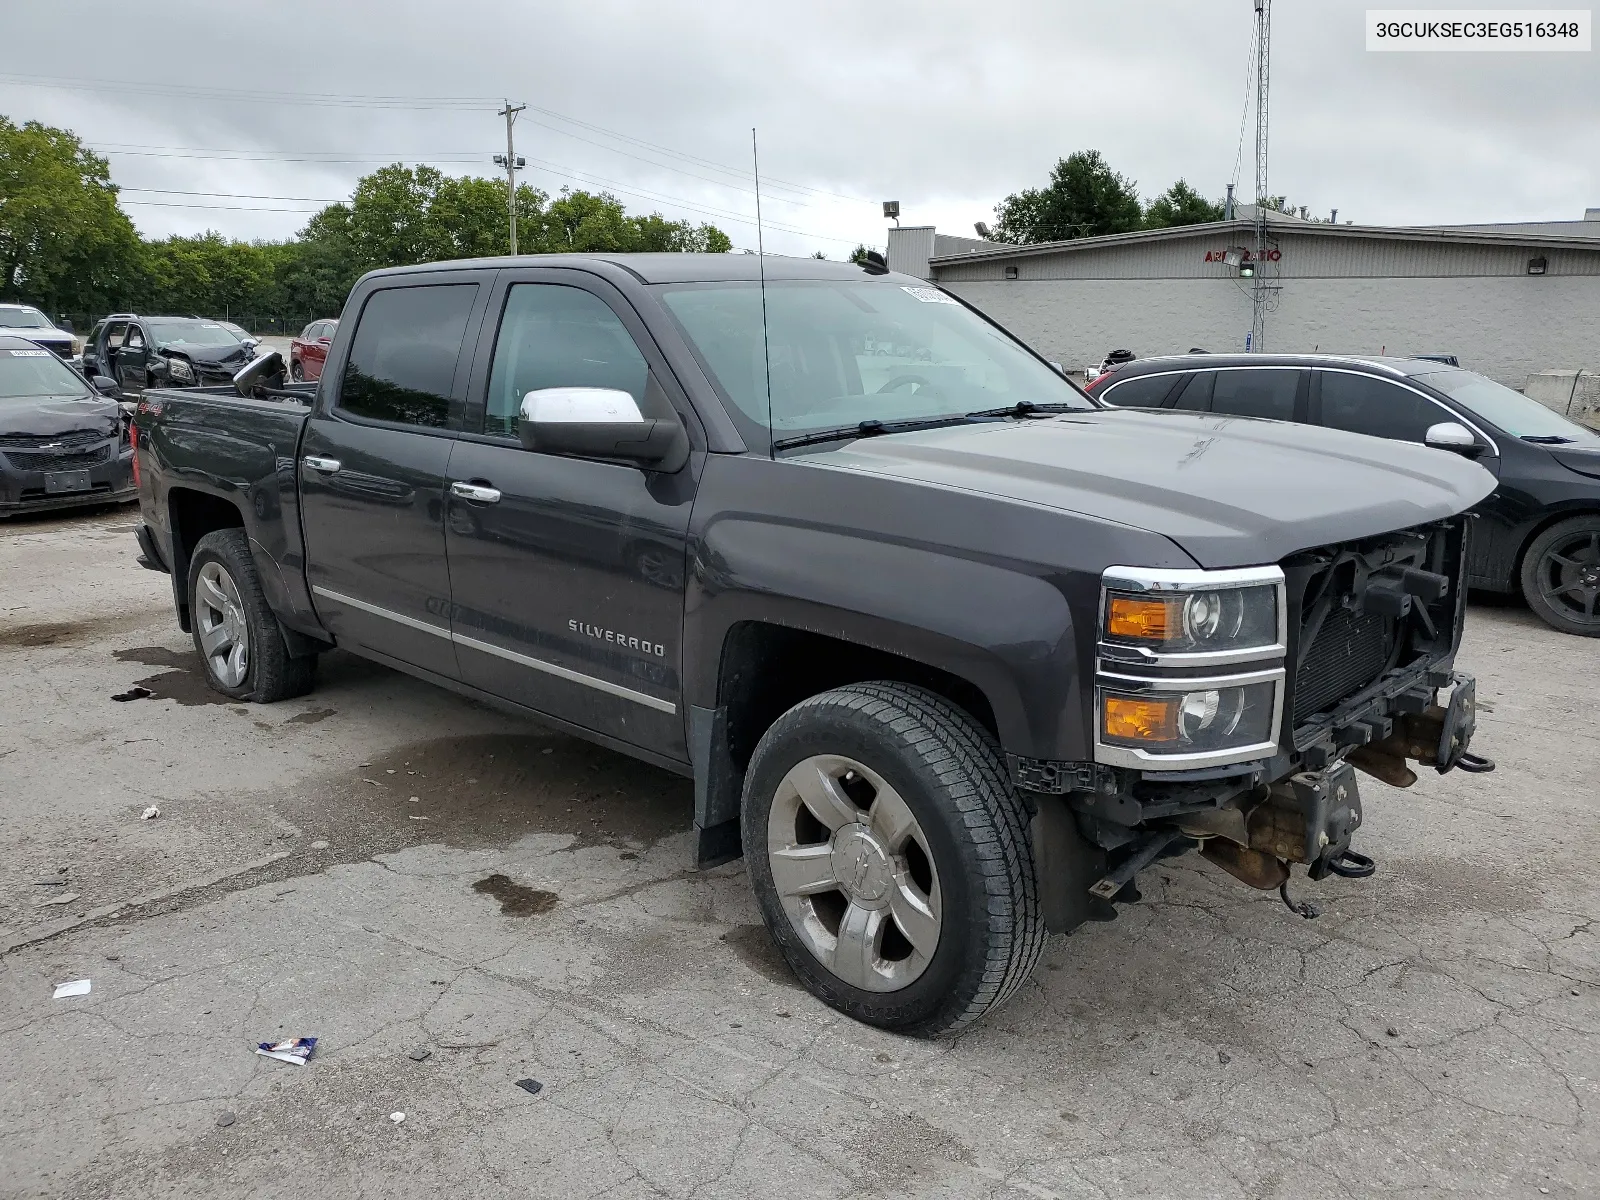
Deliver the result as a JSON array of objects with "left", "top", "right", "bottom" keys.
[
  {"left": 902, "top": 287, "right": 958, "bottom": 304},
  {"left": 6, "top": 349, "right": 49, "bottom": 357}
]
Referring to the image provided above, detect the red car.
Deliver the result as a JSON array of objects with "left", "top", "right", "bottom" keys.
[{"left": 289, "top": 319, "right": 338, "bottom": 382}]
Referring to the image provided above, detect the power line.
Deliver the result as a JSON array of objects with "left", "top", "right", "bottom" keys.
[
  {"left": 121, "top": 187, "right": 345, "bottom": 202},
  {"left": 0, "top": 72, "right": 497, "bottom": 111},
  {"left": 122, "top": 200, "right": 325, "bottom": 212}
]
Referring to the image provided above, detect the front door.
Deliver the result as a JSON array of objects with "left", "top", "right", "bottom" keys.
[
  {"left": 115, "top": 322, "right": 147, "bottom": 392},
  {"left": 299, "top": 278, "right": 485, "bottom": 679},
  {"left": 443, "top": 273, "right": 696, "bottom": 760}
]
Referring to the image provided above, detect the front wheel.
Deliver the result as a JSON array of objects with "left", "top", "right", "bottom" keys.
[
  {"left": 290, "top": 359, "right": 304, "bottom": 382},
  {"left": 187, "top": 529, "right": 317, "bottom": 701},
  {"left": 1520, "top": 515, "right": 1600, "bottom": 636},
  {"left": 742, "top": 682, "right": 1043, "bottom": 1036}
]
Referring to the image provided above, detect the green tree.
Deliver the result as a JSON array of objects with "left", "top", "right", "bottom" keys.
[
  {"left": 847, "top": 244, "right": 871, "bottom": 265},
  {"left": 0, "top": 116, "right": 141, "bottom": 314},
  {"left": 990, "top": 151, "right": 1144, "bottom": 244},
  {"left": 1142, "top": 179, "right": 1225, "bottom": 228}
]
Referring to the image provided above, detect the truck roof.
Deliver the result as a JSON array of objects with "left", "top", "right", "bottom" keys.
[{"left": 359, "top": 253, "right": 913, "bottom": 286}]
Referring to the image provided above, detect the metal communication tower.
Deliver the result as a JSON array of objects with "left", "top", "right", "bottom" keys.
[{"left": 1251, "top": 0, "right": 1271, "bottom": 351}]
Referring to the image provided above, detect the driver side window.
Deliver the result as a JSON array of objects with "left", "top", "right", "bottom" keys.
[
  {"left": 124, "top": 325, "right": 145, "bottom": 351},
  {"left": 483, "top": 284, "right": 648, "bottom": 438}
]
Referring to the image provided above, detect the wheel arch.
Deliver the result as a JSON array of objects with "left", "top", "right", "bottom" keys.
[
  {"left": 166, "top": 486, "right": 248, "bottom": 631},
  {"left": 1511, "top": 502, "right": 1600, "bottom": 587}
]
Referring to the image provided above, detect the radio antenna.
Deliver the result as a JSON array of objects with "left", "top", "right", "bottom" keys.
[{"left": 752, "top": 127, "right": 774, "bottom": 458}]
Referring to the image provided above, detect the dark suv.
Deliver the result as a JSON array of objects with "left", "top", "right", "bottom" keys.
[
  {"left": 80, "top": 315, "right": 256, "bottom": 396},
  {"left": 1089, "top": 354, "right": 1600, "bottom": 636}
]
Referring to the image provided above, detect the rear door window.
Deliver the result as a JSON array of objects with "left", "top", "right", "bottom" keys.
[
  {"left": 1210, "top": 369, "right": 1301, "bottom": 421},
  {"left": 1172, "top": 372, "right": 1214, "bottom": 411},
  {"left": 337, "top": 285, "right": 477, "bottom": 428},
  {"left": 1317, "top": 372, "right": 1444, "bottom": 443},
  {"left": 1099, "top": 373, "right": 1180, "bottom": 408}
]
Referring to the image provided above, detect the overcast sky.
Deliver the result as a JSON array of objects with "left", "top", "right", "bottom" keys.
[{"left": 6, "top": 1, "right": 1596, "bottom": 256}]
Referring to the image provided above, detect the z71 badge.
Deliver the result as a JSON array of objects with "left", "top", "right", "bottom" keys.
[{"left": 569, "top": 620, "right": 665, "bottom": 658}]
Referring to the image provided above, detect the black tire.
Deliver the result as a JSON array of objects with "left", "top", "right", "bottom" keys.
[
  {"left": 741, "top": 682, "right": 1043, "bottom": 1036},
  {"left": 1519, "top": 515, "right": 1600, "bottom": 637},
  {"left": 290, "top": 359, "right": 304, "bottom": 382},
  {"left": 186, "top": 529, "right": 317, "bottom": 701}
]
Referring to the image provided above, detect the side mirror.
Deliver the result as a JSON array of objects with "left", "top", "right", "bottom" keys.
[
  {"left": 234, "top": 349, "right": 286, "bottom": 396},
  {"left": 91, "top": 375, "right": 119, "bottom": 395},
  {"left": 518, "top": 387, "right": 688, "bottom": 472},
  {"left": 1424, "top": 421, "right": 1484, "bottom": 457}
]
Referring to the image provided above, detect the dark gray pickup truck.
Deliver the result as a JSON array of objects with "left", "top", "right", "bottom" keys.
[{"left": 130, "top": 254, "right": 1496, "bottom": 1035}]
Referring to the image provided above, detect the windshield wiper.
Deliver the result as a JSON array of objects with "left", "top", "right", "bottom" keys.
[
  {"left": 772, "top": 414, "right": 979, "bottom": 452},
  {"left": 964, "top": 401, "right": 1083, "bottom": 419},
  {"left": 1521, "top": 434, "right": 1576, "bottom": 444}
]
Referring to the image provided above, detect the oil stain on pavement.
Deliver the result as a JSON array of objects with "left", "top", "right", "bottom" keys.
[{"left": 472, "top": 873, "right": 559, "bottom": 915}]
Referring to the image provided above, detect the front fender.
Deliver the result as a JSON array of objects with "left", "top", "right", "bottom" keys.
[{"left": 683, "top": 454, "right": 1197, "bottom": 762}]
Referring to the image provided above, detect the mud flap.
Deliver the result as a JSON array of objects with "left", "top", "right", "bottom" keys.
[
  {"left": 1031, "top": 796, "right": 1107, "bottom": 933},
  {"left": 689, "top": 704, "right": 743, "bottom": 868}
]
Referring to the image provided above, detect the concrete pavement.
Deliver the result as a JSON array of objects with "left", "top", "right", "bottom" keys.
[{"left": 1, "top": 506, "right": 1596, "bottom": 1199}]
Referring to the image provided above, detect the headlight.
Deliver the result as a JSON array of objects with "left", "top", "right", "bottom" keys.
[
  {"left": 1096, "top": 565, "right": 1287, "bottom": 769},
  {"left": 1104, "top": 584, "right": 1278, "bottom": 654},
  {"left": 166, "top": 357, "right": 194, "bottom": 382},
  {"left": 1100, "top": 680, "right": 1277, "bottom": 754}
]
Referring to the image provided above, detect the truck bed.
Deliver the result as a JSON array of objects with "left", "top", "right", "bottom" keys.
[{"left": 133, "top": 385, "right": 320, "bottom": 642}]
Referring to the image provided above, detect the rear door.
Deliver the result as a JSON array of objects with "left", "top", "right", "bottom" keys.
[
  {"left": 1205, "top": 367, "right": 1307, "bottom": 422},
  {"left": 299, "top": 275, "right": 488, "bottom": 679},
  {"left": 442, "top": 270, "right": 697, "bottom": 760},
  {"left": 305, "top": 322, "right": 332, "bottom": 380}
]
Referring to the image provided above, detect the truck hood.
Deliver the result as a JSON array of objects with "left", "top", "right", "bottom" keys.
[
  {"left": 803, "top": 409, "right": 1498, "bottom": 568},
  {"left": 0, "top": 396, "right": 119, "bottom": 439}
]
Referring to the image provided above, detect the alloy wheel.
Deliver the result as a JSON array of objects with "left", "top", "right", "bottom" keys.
[
  {"left": 765, "top": 754, "right": 942, "bottom": 992},
  {"left": 195, "top": 561, "right": 250, "bottom": 687},
  {"left": 1537, "top": 530, "right": 1600, "bottom": 627}
]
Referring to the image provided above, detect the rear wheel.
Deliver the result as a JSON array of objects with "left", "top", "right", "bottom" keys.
[
  {"left": 1520, "top": 515, "right": 1600, "bottom": 636},
  {"left": 741, "top": 682, "right": 1043, "bottom": 1036},
  {"left": 187, "top": 529, "right": 316, "bottom": 701}
]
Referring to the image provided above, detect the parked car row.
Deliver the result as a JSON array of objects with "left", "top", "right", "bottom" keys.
[{"left": 1087, "top": 353, "right": 1600, "bottom": 636}]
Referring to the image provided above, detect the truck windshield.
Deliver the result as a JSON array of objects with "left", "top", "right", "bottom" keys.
[
  {"left": 659, "top": 279, "right": 1089, "bottom": 446},
  {"left": 147, "top": 320, "right": 247, "bottom": 348},
  {"left": 0, "top": 307, "right": 51, "bottom": 329},
  {"left": 0, "top": 348, "right": 93, "bottom": 401},
  {"left": 1413, "top": 369, "right": 1599, "bottom": 444}
]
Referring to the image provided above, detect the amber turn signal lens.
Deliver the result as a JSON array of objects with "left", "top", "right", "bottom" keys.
[
  {"left": 1106, "top": 595, "right": 1180, "bottom": 641},
  {"left": 1102, "top": 694, "right": 1179, "bottom": 743}
]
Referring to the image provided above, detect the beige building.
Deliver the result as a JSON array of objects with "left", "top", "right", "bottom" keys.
[{"left": 888, "top": 210, "right": 1600, "bottom": 387}]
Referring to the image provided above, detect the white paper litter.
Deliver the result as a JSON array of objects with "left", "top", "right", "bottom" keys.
[
  {"left": 140, "top": 805, "right": 160, "bottom": 820},
  {"left": 53, "top": 979, "right": 91, "bottom": 998},
  {"left": 390, "top": 1112, "right": 405, "bottom": 1124}
]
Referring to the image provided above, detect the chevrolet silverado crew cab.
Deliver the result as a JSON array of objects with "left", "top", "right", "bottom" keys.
[{"left": 129, "top": 255, "right": 1497, "bottom": 1035}]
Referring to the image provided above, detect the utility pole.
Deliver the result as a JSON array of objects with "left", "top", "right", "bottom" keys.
[
  {"left": 1251, "top": 0, "right": 1271, "bottom": 352},
  {"left": 494, "top": 102, "right": 527, "bottom": 256}
]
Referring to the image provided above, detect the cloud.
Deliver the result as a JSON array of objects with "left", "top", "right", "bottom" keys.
[{"left": 6, "top": 0, "right": 1595, "bottom": 254}]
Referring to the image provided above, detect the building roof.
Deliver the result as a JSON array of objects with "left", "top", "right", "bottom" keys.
[{"left": 928, "top": 216, "right": 1600, "bottom": 266}]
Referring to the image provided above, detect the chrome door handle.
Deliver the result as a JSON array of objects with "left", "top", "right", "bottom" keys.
[
  {"left": 302, "top": 455, "right": 342, "bottom": 473},
  {"left": 449, "top": 481, "right": 501, "bottom": 504}
]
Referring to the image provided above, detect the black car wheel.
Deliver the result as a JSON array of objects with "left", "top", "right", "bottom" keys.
[
  {"left": 1520, "top": 515, "right": 1600, "bottom": 636},
  {"left": 741, "top": 682, "right": 1043, "bottom": 1036},
  {"left": 290, "top": 359, "right": 304, "bottom": 382}
]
